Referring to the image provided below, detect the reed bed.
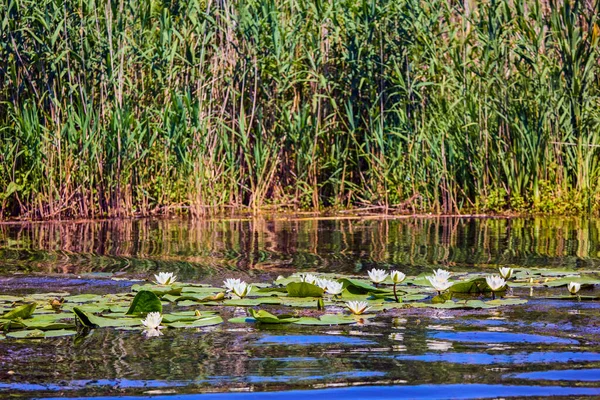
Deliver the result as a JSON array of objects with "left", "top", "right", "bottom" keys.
[{"left": 1, "top": 0, "right": 599, "bottom": 219}]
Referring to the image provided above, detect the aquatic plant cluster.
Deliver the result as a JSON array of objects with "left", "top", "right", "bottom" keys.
[
  {"left": 1, "top": 0, "right": 600, "bottom": 219},
  {"left": 1, "top": 267, "right": 598, "bottom": 339}
]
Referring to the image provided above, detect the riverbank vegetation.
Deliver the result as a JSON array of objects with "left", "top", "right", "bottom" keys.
[{"left": 1, "top": 0, "right": 599, "bottom": 219}]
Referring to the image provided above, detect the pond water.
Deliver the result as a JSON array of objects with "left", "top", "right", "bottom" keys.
[{"left": 1, "top": 216, "right": 600, "bottom": 399}]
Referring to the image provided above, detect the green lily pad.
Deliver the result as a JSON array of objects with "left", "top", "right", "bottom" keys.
[
  {"left": 126, "top": 291, "right": 162, "bottom": 315},
  {"left": 165, "top": 316, "right": 223, "bottom": 328},
  {"left": 2, "top": 303, "right": 37, "bottom": 320},
  {"left": 286, "top": 282, "right": 323, "bottom": 298},
  {"left": 294, "top": 314, "right": 359, "bottom": 325},
  {"left": 6, "top": 329, "right": 46, "bottom": 339},
  {"left": 131, "top": 284, "right": 182, "bottom": 296},
  {"left": 220, "top": 298, "right": 282, "bottom": 307},
  {"left": 485, "top": 298, "right": 528, "bottom": 306},
  {"left": 43, "top": 329, "right": 78, "bottom": 338},
  {"left": 21, "top": 320, "right": 76, "bottom": 330},
  {"left": 64, "top": 294, "right": 103, "bottom": 303},
  {"left": 338, "top": 278, "right": 388, "bottom": 294},
  {"left": 248, "top": 309, "right": 298, "bottom": 324},
  {"left": 228, "top": 316, "right": 257, "bottom": 323},
  {"left": 543, "top": 277, "right": 600, "bottom": 288}
]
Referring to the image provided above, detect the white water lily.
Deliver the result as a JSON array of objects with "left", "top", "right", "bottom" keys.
[
  {"left": 141, "top": 312, "right": 163, "bottom": 330},
  {"left": 486, "top": 275, "right": 506, "bottom": 292},
  {"left": 326, "top": 281, "right": 344, "bottom": 295},
  {"left": 499, "top": 267, "right": 513, "bottom": 280},
  {"left": 390, "top": 270, "right": 406, "bottom": 284},
  {"left": 568, "top": 282, "right": 581, "bottom": 295},
  {"left": 300, "top": 273, "right": 317, "bottom": 284},
  {"left": 368, "top": 268, "right": 389, "bottom": 284},
  {"left": 315, "top": 278, "right": 331, "bottom": 290},
  {"left": 232, "top": 281, "right": 252, "bottom": 298},
  {"left": 223, "top": 278, "right": 242, "bottom": 292},
  {"left": 432, "top": 269, "right": 451, "bottom": 281},
  {"left": 427, "top": 275, "right": 452, "bottom": 293},
  {"left": 154, "top": 272, "right": 177, "bottom": 285},
  {"left": 346, "top": 301, "right": 371, "bottom": 315}
]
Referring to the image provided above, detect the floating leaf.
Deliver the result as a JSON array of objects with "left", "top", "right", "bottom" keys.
[
  {"left": 21, "top": 320, "right": 76, "bottom": 331},
  {"left": 126, "top": 291, "right": 162, "bottom": 315},
  {"left": 6, "top": 329, "right": 45, "bottom": 339},
  {"left": 165, "top": 316, "right": 223, "bottom": 328},
  {"left": 131, "top": 284, "right": 182, "bottom": 296},
  {"left": 486, "top": 298, "right": 528, "bottom": 306},
  {"left": 543, "top": 277, "right": 600, "bottom": 288},
  {"left": 294, "top": 314, "right": 358, "bottom": 325},
  {"left": 64, "top": 294, "right": 102, "bottom": 303},
  {"left": 338, "top": 279, "right": 388, "bottom": 294},
  {"left": 286, "top": 282, "right": 323, "bottom": 298},
  {"left": 221, "top": 298, "right": 282, "bottom": 307},
  {"left": 43, "top": 329, "right": 78, "bottom": 338},
  {"left": 2, "top": 303, "right": 37, "bottom": 320},
  {"left": 249, "top": 309, "right": 298, "bottom": 324}
]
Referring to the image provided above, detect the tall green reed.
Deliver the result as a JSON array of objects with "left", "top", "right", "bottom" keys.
[{"left": 0, "top": 0, "right": 599, "bottom": 219}]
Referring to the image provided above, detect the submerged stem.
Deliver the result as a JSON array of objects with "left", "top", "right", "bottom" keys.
[{"left": 393, "top": 283, "right": 399, "bottom": 303}]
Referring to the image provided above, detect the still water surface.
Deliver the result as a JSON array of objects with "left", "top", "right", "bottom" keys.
[{"left": 1, "top": 216, "right": 600, "bottom": 399}]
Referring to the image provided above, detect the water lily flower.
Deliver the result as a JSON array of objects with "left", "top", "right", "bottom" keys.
[
  {"left": 486, "top": 275, "right": 506, "bottom": 299},
  {"left": 499, "top": 267, "right": 513, "bottom": 280},
  {"left": 154, "top": 272, "right": 177, "bottom": 285},
  {"left": 315, "top": 278, "right": 331, "bottom": 290},
  {"left": 390, "top": 270, "right": 406, "bottom": 303},
  {"left": 232, "top": 281, "right": 252, "bottom": 298},
  {"left": 368, "top": 269, "right": 389, "bottom": 285},
  {"left": 568, "top": 282, "right": 581, "bottom": 295},
  {"left": 223, "top": 278, "right": 242, "bottom": 292},
  {"left": 346, "top": 301, "right": 371, "bottom": 315},
  {"left": 390, "top": 270, "right": 406, "bottom": 284},
  {"left": 432, "top": 269, "right": 451, "bottom": 281},
  {"left": 427, "top": 275, "right": 452, "bottom": 294},
  {"left": 326, "top": 281, "right": 344, "bottom": 296},
  {"left": 141, "top": 312, "right": 163, "bottom": 330},
  {"left": 301, "top": 273, "right": 317, "bottom": 284},
  {"left": 486, "top": 275, "right": 506, "bottom": 292}
]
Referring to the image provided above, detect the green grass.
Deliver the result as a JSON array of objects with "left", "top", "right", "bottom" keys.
[{"left": 1, "top": 0, "right": 599, "bottom": 219}]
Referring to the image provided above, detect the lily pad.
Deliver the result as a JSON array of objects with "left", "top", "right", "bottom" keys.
[
  {"left": 286, "top": 282, "right": 323, "bottom": 298},
  {"left": 248, "top": 309, "right": 298, "bottom": 324},
  {"left": 2, "top": 303, "right": 37, "bottom": 320},
  {"left": 294, "top": 314, "right": 359, "bottom": 325},
  {"left": 165, "top": 316, "right": 223, "bottom": 328},
  {"left": 43, "top": 329, "right": 78, "bottom": 338},
  {"left": 6, "top": 329, "right": 46, "bottom": 339},
  {"left": 338, "top": 278, "right": 388, "bottom": 294},
  {"left": 64, "top": 294, "right": 103, "bottom": 303},
  {"left": 131, "top": 284, "right": 182, "bottom": 296},
  {"left": 220, "top": 298, "right": 282, "bottom": 307},
  {"left": 126, "top": 291, "right": 162, "bottom": 315}
]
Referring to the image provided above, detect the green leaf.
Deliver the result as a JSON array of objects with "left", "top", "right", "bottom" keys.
[
  {"left": 249, "top": 309, "right": 298, "bottom": 324},
  {"left": 431, "top": 292, "right": 453, "bottom": 303},
  {"left": 449, "top": 278, "right": 491, "bottom": 294},
  {"left": 286, "top": 282, "right": 323, "bottom": 297},
  {"left": 220, "top": 298, "right": 282, "bottom": 307},
  {"left": 43, "top": 329, "right": 78, "bottom": 338},
  {"left": 294, "top": 314, "right": 358, "bottom": 325},
  {"left": 7, "top": 329, "right": 45, "bottom": 339},
  {"left": 338, "top": 278, "right": 388, "bottom": 294},
  {"left": 485, "top": 298, "right": 528, "bottom": 306},
  {"left": 64, "top": 294, "right": 102, "bottom": 303},
  {"left": 131, "top": 284, "right": 182, "bottom": 296},
  {"left": 126, "top": 291, "right": 162, "bottom": 315},
  {"left": 21, "top": 320, "right": 76, "bottom": 330},
  {"left": 73, "top": 307, "right": 98, "bottom": 328},
  {"left": 2, "top": 303, "right": 37, "bottom": 320},
  {"left": 165, "top": 316, "right": 223, "bottom": 328}
]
